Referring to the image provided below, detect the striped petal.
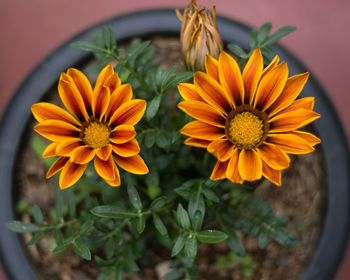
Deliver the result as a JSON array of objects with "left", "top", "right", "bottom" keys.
[
  {"left": 115, "top": 154, "right": 149, "bottom": 175},
  {"left": 34, "top": 120, "right": 80, "bottom": 142},
  {"left": 180, "top": 120, "right": 225, "bottom": 140},
  {"left": 70, "top": 145, "right": 96, "bottom": 164},
  {"left": 109, "top": 100, "right": 146, "bottom": 126},
  {"left": 242, "top": 48, "right": 263, "bottom": 105},
  {"left": 268, "top": 73, "right": 309, "bottom": 117},
  {"left": 205, "top": 55, "right": 219, "bottom": 81},
  {"left": 94, "top": 156, "right": 116, "bottom": 181},
  {"left": 96, "top": 144, "right": 113, "bottom": 160},
  {"left": 31, "top": 103, "right": 80, "bottom": 126},
  {"left": 218, "top": 51, "right": 244, "bottom": 106},
  {"left": 94, "top": 65, "right": 121, "bottom": 95},
  {"left": 262, "top": 55, "right": 280, "bottom": 77},
  {"left": 254, "top": 62, "right": 288, "bottom": 111},
  {"left": 110, "top": 125, "right": 136, "bottom": 144},
  {"left": 184, "top": 138, "right": 212, "bottom": 148},
  {"left": 178, "top": 83, "right": 203, "bottom": 102},
  {"left": 42, "top": 142, "right": 59, "bottom": 158},
  {"left": 194, "top": 72, "right": 232, "bottom": 114},
  {"left": 268, "top": 133, "right": 314, "bottom": 154},
  {"left": 106, "top": 84, "right": 133, "bottom": 117},
  {"left": 210, "top": 160, "right": 229, "bottom": 181},
  {"left": 256, "top": 143, "right": 290, "bottom": 170},
  {"left": 46, "top": 157, "right": 69, "bottom": 178},
  {"left": 104, "top": 164, "right": 121, "bottom": 187},
  {"left": 226, "top": 148, "right": 243, "bottom": 184},
  {"left": 58, "top": 73, "right": 89, "bottom": 121},
  {"left": 289, "top": 130, "right": 321, "bottom": 146},
  {"left": 262, "top": 161, "right": 282, "bottom": 186},
  {"left": 279, "top": 97, "right": 315, "bottom": 114},
  {"left": 269, "top": 108, "right": 320, "bottom": 133},
  {"left": 111, "top": 139, "right": 140, "bottom": 157},
  {"left": 56, "top": 138, "right": 82, "bottom": 156},
  {"left": 207, "top": 140, "right": 234, "bottom": 161},
  {"left": 238, "top": 149, "right": 262, "bottom": 181},
  {"left": 178, "top": 101, "right": 225, "bottom": 128},
  {"left": 59, "top": 161, "right": 88, "bottom": 189},
  {"left": 92, "top": 86, "right": 110, "bottom": 121}
]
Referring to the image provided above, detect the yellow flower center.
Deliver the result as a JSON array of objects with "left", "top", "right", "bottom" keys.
[
  {"left": 228, "top": 112, "right": 264, "bottom": 149},
  {"left": 83, "top": 122, "right": 110, "bottom": 149}
]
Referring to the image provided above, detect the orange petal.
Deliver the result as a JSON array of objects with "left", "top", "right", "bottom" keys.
[
  {"left": 205, "top": 55, "right": 219, "bottom": 81},
  {"left": 210, "top": 160, "right": 229, "bottom": 181},
  {"left": 96, "top": 144, "right": 113, "bottom": 160},
  {"left": 115, "top": 154, "right": 149, "bottom": 175},
  {"left": 59, "top": 161, "right": 87, "bottom": 189},
  {"left": 218, "top": 51, "right": 244, "bottom": 106},
  {"left": 180, "top": 120, "right": 225, "bottom": 140},
  {"left": 56, "top": 138, "right": 82, "bottom": 156},
  {"left": 111, "top": 139, "right": 140, "bottom": 157},
  {"left": 31, "top": 102, "right": 80, "bottom": 126},
  {"left": 194, "top": 72, "right": 232, "bottom": 114},
  {"left": 226, "top": 148, "right": 243, "bottom": 183},
  {"left": 184, "top": 137, "right": 212, "bottom": 148},
  {"left": 70, "top": 145, "right": 96, "bottom": 164},
  {"left": 34, "top": 120, "right": 80, "bottom": 142},
  {"left": 46, "top": 157, "right": 69, "bottom": 178},
  {"left": 256, "top": 143, "right": 290, "bottom": 170},
  {"left": 105, "top": 164, "right": 121, "bottom": 187},
  {"left": 67, "top": 68, "right": 93, "bottom": 111},
  {"left": 262, "top": 55, "right": 280, "bottom": 77},
  {"left": 268, "top": 73, "right": 309, "bottom": 117},
  {"left": 110, "top": 124, "right": 136, "bottom": 144},
  {"left": 268, "top": 133, "right": 315, "bottom": 154},
  {"left": 94, "top": 65, "right": 120, "bottom": 95},
  {"left": 92, "top": 86, "right": 111, "bottom": 121},
  {"left": 58, "top": 73, "right": 89, "bottom": 121},
  {"left": 94, "top": 156, "right": 116, "bottom": 181},
  {"left": 207, "top": 140, "right": 234, "bottom": 161},
  {"left": 289, "top": 130, "right": 321, "bottom": 146},
  {"left": 242, "top": 48, "right": 263, "bottom": 105},
  {"left": 106, "top": 84, "right": 133, "bottom": 117},
  {"left": 238, "top": 149, "right": 262, "bottom": 181},
  {"left": 178, "top": 101, "right": 225, "bottom": 128},
  {"left": 262, "top": 161, "right": 282, "bottom": 186},
  {"left": 269, "top": 108, "right": 320, "bottom": 133},
  {"left": 42, "top": 142, "right": 58, "bottom": 158},
  {"left": 109, "top": 99, "right": 146, "bottom": 126},
  {"left": 177, "top": 83, "right": 203, "bottom": 102},
  {"left": 279, "top": 97, "right": 315, "bottom": 114},
  {"left": 254, "top": 62, "right": 288, "bottom": 111}
]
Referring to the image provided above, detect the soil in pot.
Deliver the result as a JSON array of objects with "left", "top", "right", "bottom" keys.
[{"left": 15, "top": 36, "right": 326, "bottom": 280}]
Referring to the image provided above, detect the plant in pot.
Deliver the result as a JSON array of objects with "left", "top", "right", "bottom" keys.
[{"left": 0, "top": 1, "right": 349, "bottom": 280}]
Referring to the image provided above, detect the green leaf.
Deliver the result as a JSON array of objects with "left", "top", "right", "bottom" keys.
[
  {"left": 262, "top": 26, "right": 296, "bottom": 47},
  {"left": 202, "top": 188, "right": 220, "bottom": 203},
  {"left": 227, "top": 44, "right": 247, "bottom": 58},
  {"left": 273, "top": 228, "right": 297, "bottom": 247},
  {"left": 162, "top": 71, "right": 193, "bottom": 92},
  {"left": 74, "top": 241, "right": 92, "bottom": 260},
  {"left": 257, "top": 22, "right": 272, "bottom": 43},
  {"left": 105, "top": 237, "right": 115, "bottom": 258},
  {"left": 30, "top": 205, "right": 44, "bottom": 224},
  {"left": 146, "top": 95, "right": 162, "bottom": 121},
  {"left": 171, "top": 234, "right": 186, "bottom": 257},
  {"left": 196, "top": 230, "right": 228, "bottom": 244},
  {"left": 258, "top": 232, "right": 269, "bottom": 248},
  {"left": 102, "top": 27, "right": 116, "bottom": 50},
  {"left": 249, "top": 29, "right": 258, "bottom": 50},
  {"left": 90, "top": 206, "right": 138, "bottom": 219},
  {"left": 27, "top": 231, "right": 45, "bottom": 246},
  {"left": 188, "top": 192, "right": 205, "bottom": 220},
  {"left": 79, "top": 218, "right": 94, "bottom": 234},
  {"left": 70, "top": 41, "right": 108, "bottom": 55},
  {"left": 227, "top": 232, "right": 246, "bottom": 257},
  {"left": 192, "top": 210, "right": 204, "bottom": 232},
  {"left": 153, "top": 214, "right": 168, "bottom": 236},
  {"left": 156, "top": 131, "right": 170, "bottom": 148},
  {"left": 184, "top": 236, "right": 197, "bottom": 259},
  {"left": 176, "top": 204, "right": 191, "bottom": 230},
  {"left": 144, "top": 132, "right": 156, "bottom": 148},
  {"left": 163, "top": 269, "right": 184, "bottom": 280},
  {"left": 6, "top": 221, "right": 41, "bottom": 233},
  {"left": 127, "top": 184, "right": 142, "bottom": 210},
  {"left": 136, "top": 216, "right": 146, "bottom": 234},
  {"left": 53, "top": 237, "right": 74, "bottom": 254},
  {"left": 150, "top": 196, "right": 167, "bottom": 211}
]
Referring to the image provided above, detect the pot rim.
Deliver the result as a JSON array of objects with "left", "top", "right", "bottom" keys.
[{"left": 0, "top": 9, "right": 349, "bottom": 280}]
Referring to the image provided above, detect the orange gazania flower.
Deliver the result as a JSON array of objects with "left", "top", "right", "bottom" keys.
[
  {"left": 178, "top": 49, "right": 320, "bottom": 186},
  {"left": 32, "top": 65, "right": 149, "bottom": 189}
]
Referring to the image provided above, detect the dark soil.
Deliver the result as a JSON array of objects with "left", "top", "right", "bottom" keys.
[{"left": 17, "top": 37, "right": 326, "bottom": 280}]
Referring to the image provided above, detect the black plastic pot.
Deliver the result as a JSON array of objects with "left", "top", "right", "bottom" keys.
[{"left": 0, "top": 9, "right": 349, "bottom": 280}]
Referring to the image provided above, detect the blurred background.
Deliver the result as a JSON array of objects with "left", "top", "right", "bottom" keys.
[{"left": 0, "top": 0, "right": 349, "bottom": 279}]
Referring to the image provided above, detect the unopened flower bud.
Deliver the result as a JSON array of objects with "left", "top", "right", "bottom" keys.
[{"left": 177, "top": 0, "right": 223, "bottom": 71}]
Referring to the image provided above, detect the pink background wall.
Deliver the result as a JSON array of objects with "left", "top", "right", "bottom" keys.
[{"left": 0, "top": 0, "right": 349, "bottom": 279}]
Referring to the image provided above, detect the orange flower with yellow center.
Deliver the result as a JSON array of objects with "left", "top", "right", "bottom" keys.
[
  {"left": 178, "top": 49, "right": 321, "bottom": 186},
  {"left": 32, "top": 65, "right": 149, "bottom": 189}
]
